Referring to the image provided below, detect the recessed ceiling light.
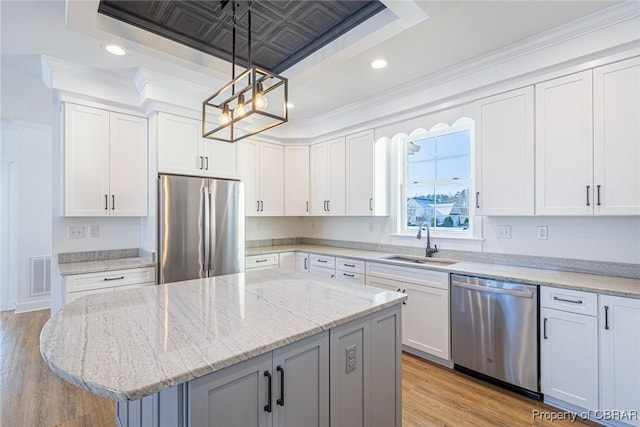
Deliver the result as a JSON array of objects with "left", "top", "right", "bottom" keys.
[
  {"left": 286, "top": 102, "right": 295, "bottom": 109},
  {"left": 370, "top": 59, "right": 387, "bottom": 69},
  {"left": 104, "top": 44, "right": 127, "bottom": 56}
]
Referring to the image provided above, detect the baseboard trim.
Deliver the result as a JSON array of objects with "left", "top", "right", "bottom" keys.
[
  {"left": 1, "top": 299, "right": 17, "bottom": 312},
  {"left": 15, "top": 298, "right": 50, "bottom": 314}
]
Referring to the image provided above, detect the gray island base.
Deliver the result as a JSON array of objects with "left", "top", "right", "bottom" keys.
[{"left": 40, "top": 270, "right": 405, "bottom": 427}]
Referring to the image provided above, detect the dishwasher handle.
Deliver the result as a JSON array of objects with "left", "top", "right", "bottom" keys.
[{"left": 451, "top": 280, "right": 534, "bottom": 298}]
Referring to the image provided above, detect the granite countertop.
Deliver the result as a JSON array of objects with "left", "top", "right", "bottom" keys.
[
  {"left": 59, "top": 257, "right": 156, "bottom": 276},
  {"left": 40, "top": 270, "right": 405, "bottom": 401},
  {"left": 247, "top": 244, "right": 640, "bottom": 298}
]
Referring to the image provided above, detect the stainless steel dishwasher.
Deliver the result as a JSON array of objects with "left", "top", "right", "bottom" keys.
[{"left": 451, "top": 274, "right": 539, "bottom": 397}]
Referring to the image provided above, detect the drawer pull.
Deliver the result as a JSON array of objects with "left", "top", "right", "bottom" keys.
[
  {"left": 104, "top": 276, "right": 125, "bottom": 281},
  {"left": 317, "top": 259, "right": 328, "bottom": 263},
  {"left": 553, "top": 296, "right": 583, "bottom": 305},
  {"left": 343, "top": 263, "right": 356, "bottom": 268},
  {"left": 264, "top": 371, "right": 272, "bottom": 413},
  {"left": 255, "top": 259, "right": 269, "bottom": 263},
  {"left": 342, "top": 273, "right": 355, "bottom": 277}
]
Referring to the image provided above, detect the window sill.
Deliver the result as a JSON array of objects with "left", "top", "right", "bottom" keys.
[{"left": 390, "top": 233, "right": 484, "bottom": 241}]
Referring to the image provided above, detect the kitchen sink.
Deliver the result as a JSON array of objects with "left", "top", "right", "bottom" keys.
[{"left": 379, "top": 255, "right": 458, "bottom": 266}]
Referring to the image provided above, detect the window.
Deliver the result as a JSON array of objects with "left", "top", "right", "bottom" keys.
[{"left": 401, "top": 119, "right": 474, "bottom": 234}]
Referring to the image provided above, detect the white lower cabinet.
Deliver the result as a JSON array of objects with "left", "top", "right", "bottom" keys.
[
  {"left": 600, "top": 295, "right": 640, "bottom": 427},
  {"left": 189, "top": 332, "right": 329, "bottom": 427},
  {"left": 309, "top": 254, "right": 336, "bottom": 279},
  {"left": 365, "top": 262, "right": 449, "bottom": 361},
  {"left": 278, "top": 252, "right": 296, "bottom": 271},
  {"left": 64, "top": 267, "right": 156, "bottom": 306},
  {"left": 295, "top": 252, "right": 309, "bottom": 273},
  {"left": 540, "top": 288, "right": 599, "bottom": 411},
  {"left": 245, "top": 254, "right": 279, "bottom": 271}
]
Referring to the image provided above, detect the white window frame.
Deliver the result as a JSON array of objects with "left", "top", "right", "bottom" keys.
[{"left": 398, "top": 118, "right": 476, "bottom": 238}]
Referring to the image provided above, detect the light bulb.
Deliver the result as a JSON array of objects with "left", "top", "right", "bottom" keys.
[
  {"left": 235, "top": 94, "right": 248, "bottom": 117},
  {"left": 219, "top": 105, "right": 231, "bottom": 125},
  {"left": 254, "top": 82, "right": 268, "bottom": 110}
]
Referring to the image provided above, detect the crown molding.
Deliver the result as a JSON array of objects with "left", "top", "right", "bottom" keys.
[{"left": 307, "top": 2, "right": 640, "bottom": 138}]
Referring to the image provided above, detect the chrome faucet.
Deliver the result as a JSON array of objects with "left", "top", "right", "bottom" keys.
[{"left": 417, "top": 221, "right": 438, "bottom": 257}]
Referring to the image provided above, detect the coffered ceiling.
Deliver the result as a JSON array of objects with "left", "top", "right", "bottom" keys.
[{"left": 98, "top": 0, "right": 386, "bottom": 73}]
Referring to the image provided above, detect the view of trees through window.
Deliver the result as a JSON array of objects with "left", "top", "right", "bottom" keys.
[{"left": 403, "top": 126, "right": 471, "bottom": 232}]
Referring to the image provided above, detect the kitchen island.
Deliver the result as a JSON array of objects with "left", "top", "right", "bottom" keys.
[{"left": 40, "top": 270, "right": 405, "bottom": 427}]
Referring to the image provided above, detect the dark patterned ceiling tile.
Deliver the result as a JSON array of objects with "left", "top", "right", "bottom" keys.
[{"left": 98, "top": 0, "right": 386, "bottom": 73}]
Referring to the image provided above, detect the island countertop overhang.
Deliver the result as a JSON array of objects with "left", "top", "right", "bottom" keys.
[{"left": 39, "top": 270, "right": 406, "bottom": 401}]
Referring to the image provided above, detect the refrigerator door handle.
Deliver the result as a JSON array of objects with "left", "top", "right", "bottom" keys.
[
  {"left": 208, "top": 187, "right": 215, "bottom": 274},
  {"left": 202, "top": 186, "right": 210, "bottom": 275}
]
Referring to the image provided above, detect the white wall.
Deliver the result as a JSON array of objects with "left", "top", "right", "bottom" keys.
[
  {"left": 0, "top": 122, "right": 53, "bottom": 312},
  {"left": 245, "top": 216, "right": 309, "bottom": 241}
]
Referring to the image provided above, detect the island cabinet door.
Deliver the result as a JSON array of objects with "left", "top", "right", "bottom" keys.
[
  {"left": 272, "top": 331, "right": 329, "bottom": 427},
  {"left": 189, "top": 352, "right": 273, "bottom": 427}
]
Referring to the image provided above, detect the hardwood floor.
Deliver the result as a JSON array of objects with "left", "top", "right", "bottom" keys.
[{"left": 1, "top": 309, "right": 597, "bottom": 427}]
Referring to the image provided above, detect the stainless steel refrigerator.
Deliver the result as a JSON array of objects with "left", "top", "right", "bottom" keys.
[{"left": 157, "top": 174, "right": 244, "bottom": 284}]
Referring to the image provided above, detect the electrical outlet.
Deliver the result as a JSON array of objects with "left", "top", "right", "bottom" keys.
[
  {"left": 88, "top": 226, "right": 99, "bottom": 238},
  {"left": 345, "top": 344, "right": 356, "bottom": 373},
  {"left": 497, "top": 225, "right": 511, "bottom": 239},
  {"left": 68, "top": 226, "right": 85, "bottom": 239},
  {"left": 537, "top": 226, "right": 548, "bottom": 240}
]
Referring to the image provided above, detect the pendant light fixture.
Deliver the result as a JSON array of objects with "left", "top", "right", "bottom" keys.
[{"left": 202, "top": 0, "right": 288, "bottom": 143}]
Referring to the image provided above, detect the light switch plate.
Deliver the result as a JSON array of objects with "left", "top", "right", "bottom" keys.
[
  {"left": 68, "top": 226, "right": 85, "bottom": 239},
  {"left": 497, "top": 225, "right": 511, "bottom": 239},
  {"left": 88, "top": 226, "right": 99, "bottom": 238}
]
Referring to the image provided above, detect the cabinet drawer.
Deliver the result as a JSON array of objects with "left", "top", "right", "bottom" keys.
[
  {"left": 335, "top": 257, "right": 365, "bottom": 274},
  {"left": 66, "top": 267, "right": 156, "bottom": 293},
  {"left": 335, "top": 271, "right": 365, "bottom": 285},
  {"left": 540, "top": 286, "right": 597, "bottom": 316},
  {"left": 310, "top": 253, "right": 336, "bottom": 268},
  {"left": 245, "top": 254, "right": 279, "bottom": 269},
  {"left": 309, "top": 265, "right": 335, "bottom": 279},
  {"left": 366, "top": 262, "right": 447, "bottom": 290}
]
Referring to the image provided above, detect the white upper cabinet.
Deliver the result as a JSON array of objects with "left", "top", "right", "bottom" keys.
[
  {"left": 345, "top": 130, "right": 389, "bottom": 216},
  {"left": 310, "top": 138, "right": 346, "bottom": 216},
  {"left": 593, "top": 57, "right": 640, "bottom": 215},
  {"left": 157, "top": 113, "right": 238, "bottom": 180},
  {"left": 475, "top": 87, "right": 534, "bottom": 216},
  {"left": 535, "top": 70, "right": 594, "bottom": 215},
  {"left": 240, "top": 140, "right": 284, "bottom": 216},
  {"left": 64, "top": 103, "right": 148, "bottom": 217},
  {"left": 284, "top": 145, "right": 310, "bottom": 216}
]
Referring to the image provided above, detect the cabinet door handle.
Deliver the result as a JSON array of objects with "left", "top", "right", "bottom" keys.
[
  {"left": 553, "top": 296, "right": 583, "bottom": 305},
  {"left": 257, "top": 201, "right": 260, "bottom": 212},
  {"left": 103, "top": 276, "right": 124, "bottom": 281},
  {"left": 369, "top": 197, "right": 373, "bottom": 211},
  {"left": 260, "top": 201, "right": 264, "bottom": 212},
  {"left": 543, "top": 318, "right": 548, "bottom": 339},
  {"left": 327, "top": 200, "right": 330, "bottom": 212},
  {"left": 476, "top": 192, "right": 480, "bottom": 209},
  {"left": 205, "top": 156, "right": 209, "bottom": 171},
  {"left": 199, "top": 156, "right": 204, "bottom": 170},
  {"left": 323, "top": 200, "right": 327, "bottom": 211},
  {"left": 112, "top": 195, "right": 115, "bottom": 210},
  {"left": 604, "top": 305, "right": 610, "bottom": 330},
  {"left": 276, "top": 366, "right": 284, "bottom": 406},
  {"left": 306, "top": 201, "right": 309, "bottom": 212},
  {"left": 264, "top": 371, "right": 272, "bottom": 413},
  {"left": 597, "top": 184, "right": 601, "bottom": 206},
  {"left": 402, "top": 289, "right": 407, "bottom": 304},
  {"left": 104, "top": 194, "right": 108, "bottom": 210},
  {"left": 343, "top": 273, "right": 355, "bottom": 277},
  {"left": 586, "top": 185, "right": 591, "bottom": 206},
  {"left": 304, "top": 257, "right": 308, "bottom": 270}
]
